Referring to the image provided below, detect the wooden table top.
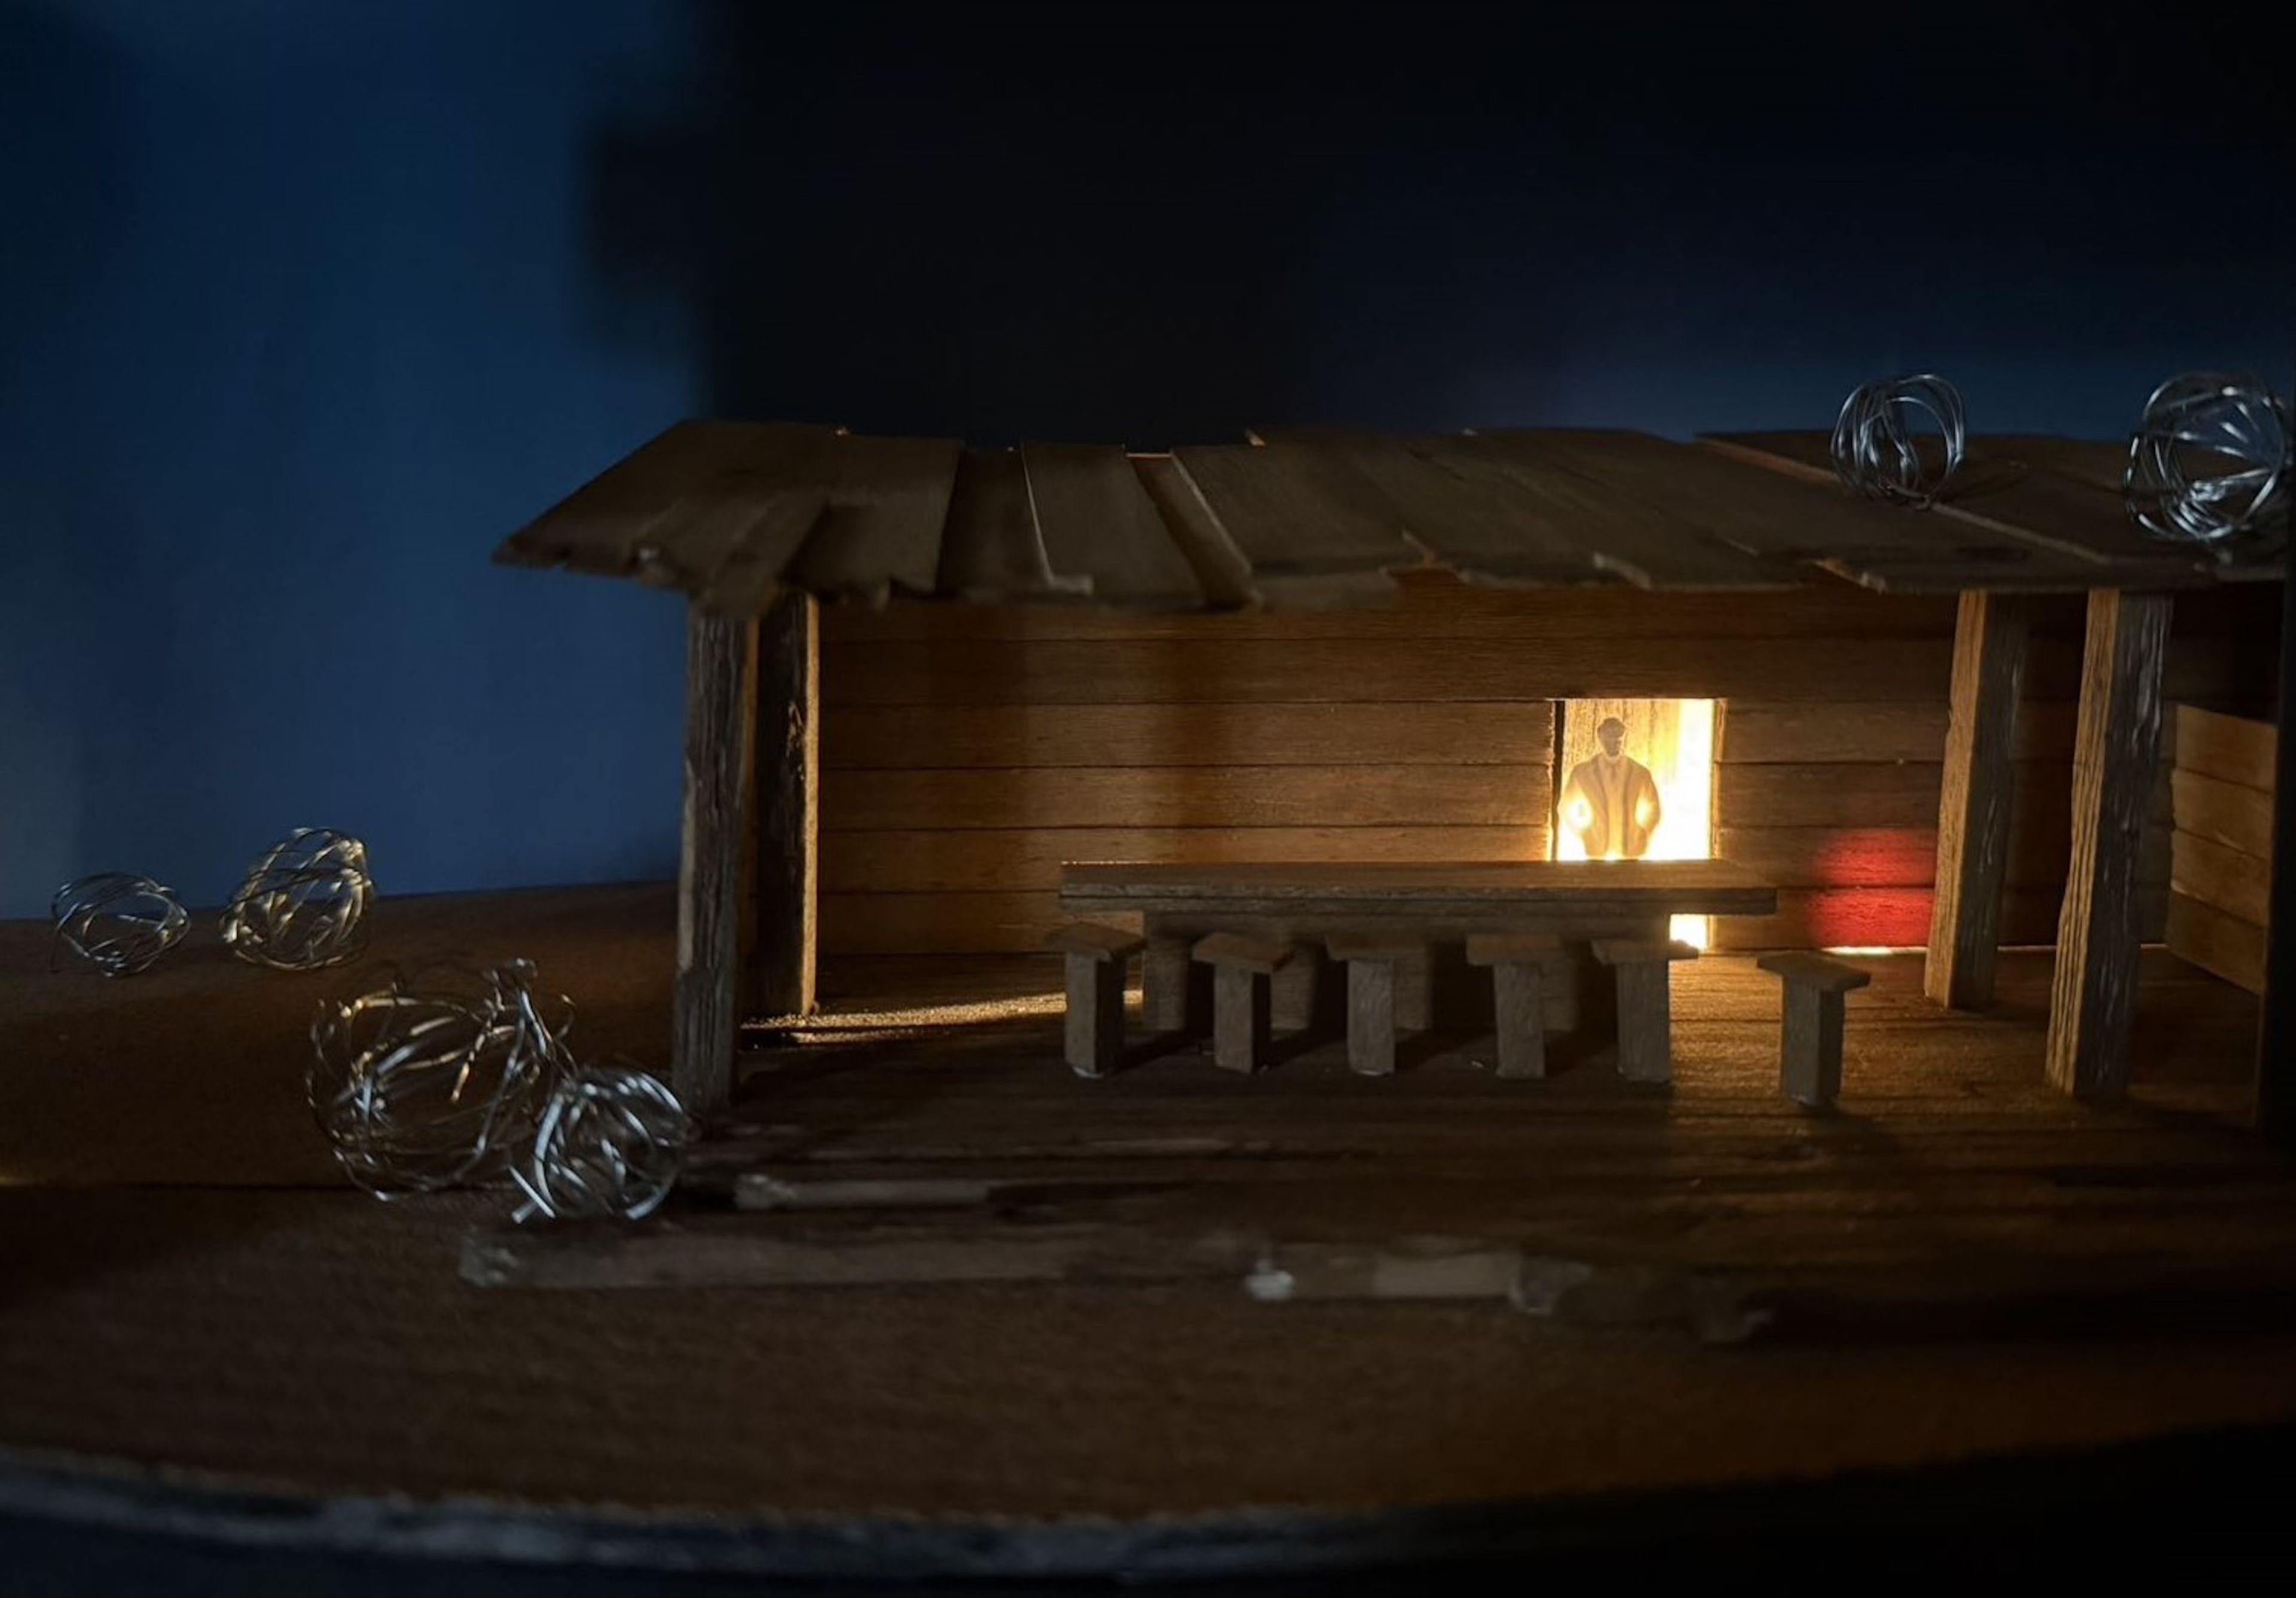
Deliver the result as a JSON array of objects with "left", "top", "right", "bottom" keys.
[{"left": 1060, "top": 859, "right": 1778, "bottom": 918}]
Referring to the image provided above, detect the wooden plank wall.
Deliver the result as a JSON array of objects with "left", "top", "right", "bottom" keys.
[
  {"left": 2165, "top": 704, "right": 2277, "bottom": 992},
  {"left": 814, "top": 576, "right": 2268, "bottom": 971}
]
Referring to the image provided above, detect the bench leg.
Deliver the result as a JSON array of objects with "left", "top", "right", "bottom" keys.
[
  {"left": 1212, "top": 965, "right": 1272, "bottom": 1074},
  {"left": 1143, "top": 931, "right": 1206, "bottom": 1035},
  {"left": 1271, "top": 942, "right": 1325, "bottom": 1032},
  {"left": 1064, "top": 953, "right": 1126, "bottom": 1078},
  {"left": 1780, "top": 985, "right": 1847, "bottom": 1108},
  {"left": 1491, "top": 961, "right": 1547, "bottom": 1080},
  {"left": 1395, "top": 948, "right": 1433, "bottom": 1032},
  {"left": 1345, "top": 958, "right": 1398, "bottom": 1076},
  {"left": 1614, "top": 962, "right": 1674, "bottom": 1084}
]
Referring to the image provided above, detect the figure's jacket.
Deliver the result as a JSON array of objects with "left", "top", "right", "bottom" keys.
[{"left": 1561, "top": 753, "right": 1663, "bottom": 860}]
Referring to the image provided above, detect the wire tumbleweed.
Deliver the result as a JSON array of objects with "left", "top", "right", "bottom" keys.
[
  {"left": 50, "top": 872, "right": 190, "bottom": 976},
  {"left": 223, "top": 827, "right": 374, "bottom": 970},
  {"left": 1831, "top": 375, "right": 1968, "bottom": 506}
]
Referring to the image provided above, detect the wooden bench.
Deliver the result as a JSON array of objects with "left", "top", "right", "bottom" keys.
[
  {"left": 1324, "top": 932, "right": 1430, "bottom": 1077},
  {"left": 1592, "top": 938, "right": 1698, "bottom": 1084},
  {"left": 1758, "top": 952, "right": 1873, "bottom": 1108},
  {"left": 1192, "top": 933, "right": 1297, "bottom": 1074},
  {"left": 1465, "top": 932, "right": 1564, "bottom": 1080},
  {"left": 1046, "top": 924, "right": 1144, "bottom": 1078}
]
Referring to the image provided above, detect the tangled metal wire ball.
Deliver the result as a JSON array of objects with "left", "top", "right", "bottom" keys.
[
  {"left": 2124, "top": 372, "right": 2292, "bottom": 548},
  {"left": 512, "top": 1063, "right": 696, "bottom": 1223},
  {"left": 309, "top": 958, "right": 573, "bottom": 1199},
  {"left": 1831, "top": 374, "right": 1968, "bottom": 507},
  {"left": 223, "top": 827, "right": 374, "bottom": 970},
  {"left": 50, "top": 872, "right": 190, "bottom": 976}
]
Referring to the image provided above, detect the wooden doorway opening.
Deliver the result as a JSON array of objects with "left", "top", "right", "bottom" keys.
[{"left": 1552, "top": 698, "right": 1718, "bottom": 946}]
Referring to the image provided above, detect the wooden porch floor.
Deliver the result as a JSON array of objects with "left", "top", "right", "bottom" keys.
[
  {"left": 686, "top": 948, "right": 2294, "bottom": 1325},
  {"left": 8, "top": 886, "right": 2296, "bottom": 1572}
]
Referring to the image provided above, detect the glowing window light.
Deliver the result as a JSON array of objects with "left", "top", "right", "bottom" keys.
[{"left": 1552, "top": 699, "right": 1716, "bottom": 948}]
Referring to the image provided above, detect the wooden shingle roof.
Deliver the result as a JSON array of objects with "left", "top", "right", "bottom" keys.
[{"left": 496, "top": 422, "right": 2279, "bottom": 612}]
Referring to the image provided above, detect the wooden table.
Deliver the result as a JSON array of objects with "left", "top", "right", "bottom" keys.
[{"left": 1061, "top": 860, "right": 1777, "bottom": 1033}]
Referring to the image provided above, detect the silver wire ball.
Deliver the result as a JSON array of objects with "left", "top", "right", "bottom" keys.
[
  {"left": 50, "top": 872, "right": 190, "bottom": 976},
  {"left": 513, "top": 1063, "right": 695, "bottom": 1222},
  {"left": 309, "top": 958, "right": 572, "bottom": 1199},
  {"left": 222, "top": 827, "right": 374, "bottom": 970},
  {"left": 1831, "top": 374, "right": 1968, "bottom": 506},
  {"left": 2124, "top": 372, "right": 2292, "bottom": 547}
]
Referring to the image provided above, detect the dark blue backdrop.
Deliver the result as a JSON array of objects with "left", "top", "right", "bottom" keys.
[{"left": 4, "top": 0, "right": 2289, "bottom": 917}]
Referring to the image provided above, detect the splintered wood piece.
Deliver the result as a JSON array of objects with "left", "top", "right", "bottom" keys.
[
  {"left": 2047, "top": 589, "right": 2175, "bottom": 1100},
  {"left": 1926, "top": 591, "right": 2031, "bottom": 1009},
  {"left": 935, "top": 448, "right": 1061, "bottom": 600},
  {"left": 1342, "top": 954, "right": 1398, "bottom": 1076},
  {"left": 1024, "top": 441, "right": 1204, "bottom": 606},
  {"left": 1046, "top": 924, "right": 1146, "bottom": 961},
  {"left": 752, "top": 591, "right": 817, "bottom": 1020},
  {"left": 675, "top": 607, "right": 759, "bottom": 1115},
  {"left": 1063, "top": 951, "right": 1128, "bottom": 1078},
  {"left": 1211, "top": 964, "right": 1272, "bottom": 1074}
]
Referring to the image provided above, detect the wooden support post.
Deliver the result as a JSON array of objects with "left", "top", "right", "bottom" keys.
[
  {"left": 1925, "top": 591, "right": 2031, "bottom": 1009},
  {"left": 2262, "top": 566, "right": 2296, "bottom": 1144},
  {"left": 674, "top": 606, "right": 759, "bottom": 1118},
  {"left": 1758, "top": 952, "right": 1873, "bottom": 1109},
  {"left": 2045, "top": 589, "right": 2174, "bottom": 1099},
  {"left": 750, "top": 591, "right": 817, "bottom": 1020},
  {"left": 1593, "top": 938, "right": 1696, "bottom": 1085},
  {"left": 1193, "top": 933, "right": 1293, "bottom": 1074},
  {"left": 1048, "top": 925, "right": 1143, "bottom": 1078},
  {"left": 1467, "top": 933, "right": 1562, "bottom": 1080}
]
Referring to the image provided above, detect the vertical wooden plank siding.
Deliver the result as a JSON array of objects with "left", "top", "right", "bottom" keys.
[
  {"left": 752, "top": 591, "right": 819, "bottom": 1019},
  {"left": 1925, "top": 592, "right": 2031, "bottom": 1008},
  {"left": 2259, "top": 573, "right": 2296, "bottom": 1142},
  {"left": 674, "top": 606, "right": 760, "bottom": 1116},
  {"left": 2045, "top": 590, "right": 2175, "bottom": 1099}
]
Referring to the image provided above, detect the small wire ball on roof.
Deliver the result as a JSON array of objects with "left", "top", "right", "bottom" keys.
[
  {"left": 2124, "top": 372, "right": 2292, "bottom": 548},
  {"left": 222, "top": 827, "right": 374, "bottom": 970},
  {"left": 50, "top": 872, "right": 189, "bottom": 976},
  {"left": 309, "top": 958, "right": 572, "bottom": 1199},
  {"left": 513, "top": 1062, "right": 696, "bottom": 1222},
  {"left": 1830, "top": 375, "right": 1968, "bottom": 507}
]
